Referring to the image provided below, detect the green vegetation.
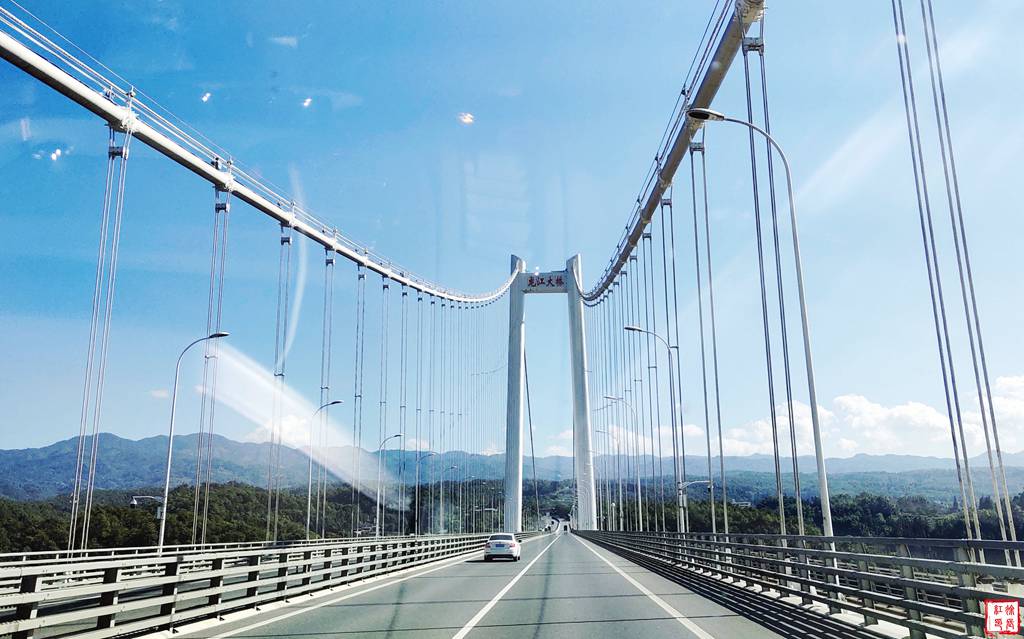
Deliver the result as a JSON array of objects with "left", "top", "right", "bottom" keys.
[
  {"left": 0, "top": 480, "right": 510, "bottom": 553},
  {"left": 3, "top": 479, "right": 1024, "bottom": 554},
  {"left": 602, "top": 492, "right": 1024, "bottom": 539}
]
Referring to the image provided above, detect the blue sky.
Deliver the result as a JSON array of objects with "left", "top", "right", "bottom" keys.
[{"left": 1, "top": 1, "right": 1023, "bottom": 462}]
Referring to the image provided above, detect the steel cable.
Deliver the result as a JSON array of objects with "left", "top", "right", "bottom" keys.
[
  {"left": 752, "top": 35, "right": 804, "bottom": 535},
  {"left": 349, "top": 263, "right": 367, "bottom": 535},
  {"left": 742, "top": 45, "right": 786, "bottom": 535},
  {"left": 68, "top": 126, "right": 118, "bottom": 551},
  {"left": 891, "top": 0, "right": 979, "bottom": 542},
  {"left": 917, "top": 0, "right": 1014, "bottom": 553},
  {"left": 81, "top": 125, "right": 134, "bottom": 547},
  {"left": 689, "top": 149, "right": 717, "bottom": 534},
  {"left": 698, "top": 132, "right": 729, "bottom": 534}
]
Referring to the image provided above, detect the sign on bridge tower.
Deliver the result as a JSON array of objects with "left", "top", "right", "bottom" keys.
[{"left": 504, "top": 255, "right": 597, "bottom": 531}]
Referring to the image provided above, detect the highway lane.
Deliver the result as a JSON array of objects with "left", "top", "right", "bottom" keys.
[{"left": 178, "top": 532, "right": 785, "bottom": 639}]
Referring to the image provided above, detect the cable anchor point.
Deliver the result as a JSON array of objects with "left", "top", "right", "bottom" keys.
[{"left": 742, "top": 37, "right": 764, "bottom": 54}]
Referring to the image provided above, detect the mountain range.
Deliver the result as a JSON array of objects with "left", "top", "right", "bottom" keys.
[{"left": 2, "top": 433, "right": 1022, "bottom": 503}]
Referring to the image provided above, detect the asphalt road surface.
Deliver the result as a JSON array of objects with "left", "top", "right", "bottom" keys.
[{"left": 179, "top": 531, "right": 793, "bottom": 639}]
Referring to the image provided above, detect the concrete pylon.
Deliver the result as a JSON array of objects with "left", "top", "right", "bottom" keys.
[
  {"left": 503, "top": 254, "right": 597, "bottom": 531},
  {"left": 503, "top": 256, "right": 526, "bottom": 532},
  {"left": 566, "top": 255, "right": 597, "bottom": 530}
]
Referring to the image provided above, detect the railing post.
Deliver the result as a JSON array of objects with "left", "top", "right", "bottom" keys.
[
  {"left": 855, "top": 542, "right": 877, "bottom": 626},
  {"left": 340, "top": 545, "right": 351, "bottom": 579},
  {"left": 246, "top": 555, "right": 261, "bottom": 607},
  {"left": 897, "top": 543, "right": 926, "bottom": 639},
  {"left": 208, "top": 557, "right": 224, "bottom": 607},
  {"left": 276, "top": 552, "right": 290, "bottom": 597},
  {"left": 96, "top": 566, "right": 120, "bottom": 630},
  {"left": 323, "top": 548, "right": 334, "bottom": 584},
  {"left": 955, "top": 546, "right": 984, "bottom": 637},
  {"left": 795, "top": 538, "right": 812, "bottom": 605},
  {"left": 12, "top": 574, "right": 40, "bottom": 639},
  {"left": 160, "top": 560, "right": 180, "bottom": 628},
  {"left": 301, "top": 550, "right": 313, "bottom": 588}
]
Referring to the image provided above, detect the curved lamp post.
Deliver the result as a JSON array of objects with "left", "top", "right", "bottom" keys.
[
  {"left": 374, "top": 433, "right": 402, "bottom": 538},
  {"left": 603, "top": 395, "right": 645, "bottom": 532},
  {"left": 439, "top": 464, "right": 458, "bottom": 533},
  {"left": 624, "top": 325, "right": 686, "bottom": 533},
  {"left": 414, "top": 451, "right": 436, "bottom": 535},
  {"left": 158, "top": 331, "right": 229, "bottom": 552},
  {"left": 685, "top": 107, "right": 834, "bottom": 539},
  {"left": 305, "top": 399, "right": 344, "bottom": 539},
  {"left": 595, "top": 428, "right": 624, "bottom": 531}
]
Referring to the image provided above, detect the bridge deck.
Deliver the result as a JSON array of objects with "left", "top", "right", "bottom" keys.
[{"left": 176, "top": 532, "right": 793, "bottom": 639}]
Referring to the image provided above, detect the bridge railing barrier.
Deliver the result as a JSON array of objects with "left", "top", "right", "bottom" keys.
[
  {"left": 0, "top": 531, "right": 541, "bottom": 639},
  {"left": 576, "top": 530, "right": 1024, "bottom": 639}
]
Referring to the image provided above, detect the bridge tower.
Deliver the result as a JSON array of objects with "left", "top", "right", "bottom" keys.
[{"left": 504, "top": 254, "right": 597, "bottom": 531}]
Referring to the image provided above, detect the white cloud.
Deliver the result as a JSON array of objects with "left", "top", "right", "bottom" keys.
[
  {"left": 405, "top": 438, "right": 431, "bottom": 452},
  {"left": 553, "top": 429, "right": 573, "bottom": 441},
  {"left": 148, "top": 389, "right": 169, "bottom": 399},
  {"left": 269, "top": 35, "right": 298, "bottom": 48},
  {"left": 716, "top": 376, "right": 1024, "bottom": 458},
  {"left": 544, "top": 445, "right": 572, "bottom": 457}
]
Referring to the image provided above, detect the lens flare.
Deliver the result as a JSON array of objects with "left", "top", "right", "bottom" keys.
[{"left": 203, "top": 343, "right": 401, "bottom": 502}]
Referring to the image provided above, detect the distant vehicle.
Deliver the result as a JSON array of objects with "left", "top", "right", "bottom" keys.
[{"left": 483, "top": 533, "right": 521, "bottom": 561}]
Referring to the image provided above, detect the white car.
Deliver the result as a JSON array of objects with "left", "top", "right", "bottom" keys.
[{"left": 483, "top": 533, "right": 521, "bottom": 561}]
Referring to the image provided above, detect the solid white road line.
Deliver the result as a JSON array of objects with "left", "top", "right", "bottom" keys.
[
  {"left": 450, "top": 533, "right": 563, "bottom": 639},
  {"left": 575, "top": 535, "right": 716, "bottom": 639},
  {"left": 204, "top": 535, "right": 548, "bottom": 639}
]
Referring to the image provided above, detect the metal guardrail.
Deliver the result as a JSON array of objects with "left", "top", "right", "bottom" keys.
[
  {"left": 0, "top": 532, "right": 542, "bottom": 639},
  {"left": 0, "top": 534, "right": 387, "bottom": 567},
  {"left": 576, "top": 530, "right": 1024, "bottom": 639}
]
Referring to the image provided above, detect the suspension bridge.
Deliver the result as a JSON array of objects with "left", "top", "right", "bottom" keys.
[{"left": 1, "top": 1, "right": 1022, "bottom": 638}]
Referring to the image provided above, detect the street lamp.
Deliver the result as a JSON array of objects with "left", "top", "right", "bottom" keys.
[
  {"left": 158, "top": 331, "right": 229, "bottom": 552},
  {"left": 439, "top": 464, "right": 457, "bottom": 534},
  {"left": 374, "top": 433, "right": 403, "bottom": 538},
  {"left": 306, "top": 399, "right": 344, "bottom": 539},
  {"left": 414, "top": 451, "right": 436, "bottom": 535},
  {"left": 685, "top": 107, "right": 834, "bottom": 538},
  {"left": 466, "top": 475, "right": 475, "bottom": 533},
  {"left": 604, "top": 395, "right": 645, "bottom": 532},
  {"left": 624, "top": 325, "right": 686, "bottom": 533},
  {"left": 596, "top": 428, "right": 624, "bottom": 531},
  {"left": 679, "top": 479, "right": 712, "bottom": 532}
]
